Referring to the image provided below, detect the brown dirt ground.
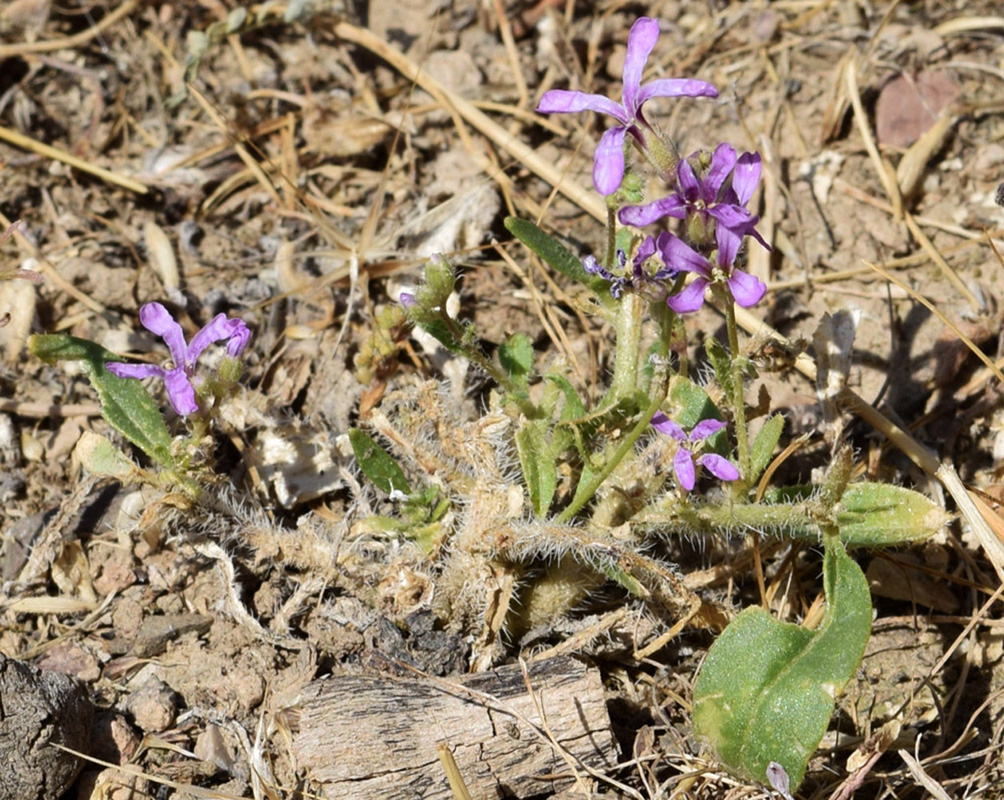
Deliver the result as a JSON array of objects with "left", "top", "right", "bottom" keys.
[{"left": 2, "top": 1, "right": 1004, "bottom": 798}]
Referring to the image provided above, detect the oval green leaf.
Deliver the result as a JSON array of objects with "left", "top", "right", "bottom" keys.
[{"left": 692, "top": 540, "right": 872, "bottom": 791}]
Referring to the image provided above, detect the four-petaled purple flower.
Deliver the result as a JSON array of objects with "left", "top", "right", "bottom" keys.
[
  {"left": 660, "top": 225, "right": 766, "bottom": 313},
  {"left": 536, "top": 17, "right": 717, "bottom": 195},
  {"left": 619, "top": 143, "right": 770, "bottom": 258},
  {"left": 107, "top": 302, "right": 250, "bottom": 416},
  {"left": 651, "top": 412, "right": 739, "bottom": 491}
]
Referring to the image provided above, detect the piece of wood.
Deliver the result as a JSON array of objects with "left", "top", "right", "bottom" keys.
[
  {"left": 0, "top": 653, "right": 93, "bottom": 800},
  {"left": 291, "top": 656, "right": 616, "bottom": 799}
]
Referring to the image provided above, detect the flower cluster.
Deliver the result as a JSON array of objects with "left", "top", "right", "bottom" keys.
[
  {"left": 108, "top": 302, "right": 250, "bottom": 416},
  {"left": 621, "top": 144, "right": 768, "bottom": 311}
]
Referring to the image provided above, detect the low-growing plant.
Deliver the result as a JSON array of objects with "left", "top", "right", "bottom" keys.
[{"left": 24, "top": 16, "right": 954, "bottom": 796}]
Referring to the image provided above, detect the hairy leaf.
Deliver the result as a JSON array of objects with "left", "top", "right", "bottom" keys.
[
  {"left": 516, "top": 421, "right": 557, "bottom": 517},
  {"left": 764, "top": 482, "right": 952, "bottom": 546},
  {"left": 692, "top": 539, "right": 871, "bottom": 791},
  {"left": 29, "top": 334, "right": 175, "bottom": 468},
  {"left": 750, "top": 414, "right": 785, "bottom": 483},
  {"left": 349, "top": 428, "right": 411, "bottom": 495},
  {"left": 505, "top": 217, "right": 592, "bottom": 285}
]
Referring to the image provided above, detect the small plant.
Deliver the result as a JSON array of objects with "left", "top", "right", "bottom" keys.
[
  {"left": 28, "top": 301, "right": 251, "bottom": 491},
  {"left": 348, "top": 15, "right": 950, "bottom": 795},
  {"left": 23, "top": 15, "right": 953, "bottom": 796}
]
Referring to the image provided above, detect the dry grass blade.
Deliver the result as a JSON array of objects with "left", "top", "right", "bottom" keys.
[
  {"left": 901, "top": 213, "right": 985, "bottom": 313},
  {"left": 897, "top": 750, "right": 952, "bottom": 800},
  {"left": 934, "top": 15, "right": 1004, "bottom": 36},
  {"left": 0, "top": 0, "right": 140, "bottom": 58},
  {"left": 51, "top": 745, "right": 248, "bottom": 799},
  {"left": 187, "top": 85, "right": 282, "bottom": 207},
  {"left": 0, "top": 124, "right": 148, "bottom": 195},
  {"left": 331, "top": 19, "right": 607, "bottom": 223},
  {"left": 863, "top": 260, "right": 1004, "bottom": 386},
  {"left": 896, "top": 112, "right": 956, "bottom": 199},
  {"left": 437, "top": 744, "right": 474, "bottom": 800},
  {"left": 844, "top": 51, "right": 901, "bottom": 219}
]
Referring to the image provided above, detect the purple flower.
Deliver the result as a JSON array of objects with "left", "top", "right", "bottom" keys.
[
  {"left": 582, "top": 234, "right": 679, "bottom": 300},
  {"left": 661, "top": 227, "right": 766, "bottom": 312},
  {"left": 107, "top": 302, "right": 250, "bottom": 416},
  {"left": 536, "top": 17, "right": 717, "bottom": 195},
  {"left": 620, "top": 144, "right": 770, "bottom": 255},
  {"left": 583, "top": 249, "right": 630, "bottom": 298},
  {"left": 651, "top": 413, "right": 739, "bottom": 491}
]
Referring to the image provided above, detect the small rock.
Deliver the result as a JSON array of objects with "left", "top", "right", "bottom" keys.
[
  {"left": 875, "top": 70, "right": 959, "bottom": 148},
  {"left": 34, "top": 641, "right": 101, "bottom": 682},
  {"left": 90, "top": 712, "right": 140, "bottom": 765},
  {"left": 125, "top": 677, "right": 177, "bottom": 733}
]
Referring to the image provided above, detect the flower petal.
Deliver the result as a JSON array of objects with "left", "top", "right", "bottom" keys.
[
  {"left": 728, "top": 268, "right": 767, "bottom": 308},
  {"left": 667, "top": 277, "right": 709, "bottom": 313},
  {"left": 708, "top": 202, "right": 756, "bottom": 231},
  {"left": 593, "top": 125, "right": 628, "bottom": 195},
  {"left": 188, "top": 313, "right": 240, "bottom": 366},
  {"left": 138, "top": 302, "right": 187, "bottom": 367},
  {"left": 691, "top": 418, "right": 727, "bottom": 441},
  {"left": 622, "top": 17, "right": 661, "bottom": 115},
  {"left": 536, "top": 90, "right": 628, "bottom": 122},
  {"left": 659, "top": 233, "right": 709, "bottom": 275},
  {"left": 633, "top": 235, "right": 657, "bottom": 266},
  {"left": 163, "top": 367, "right": 199, "bottom": 416},
  {"left": 651, "top": 411, "right": 687, "bottom": 441},
  {"left": 676, "top": 157, "right": 700, "bottom": 203},
  {"left": 674, "top": 447, "right": 696, "bottom": 491},
  {"left": 106, "top": 362, "right": 168, "bottom": 381},
  {"left": 705, "top": 142, "right": 737, "bottom": 203},
  {"left": 733, "top": 151, "right": 762, "bottom": 206},
  {"left": 636, "top": 78, "right": 718, "bottom": 107},
  {"left": 618, "top": 194, "right": 687, "bottom": 227},
  {"left": 714, "top": 223, "right": 743, "bottom": 269},
  {"left": 699, "top": 453, "right": 740, "bottom": 482},
  {"left": 225, "top": 319, "right": 251, "bottom": 357}
]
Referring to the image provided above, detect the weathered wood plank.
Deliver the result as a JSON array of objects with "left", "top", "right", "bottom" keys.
[{"left": 291, "top": 656, "right": 616, "bottom": 799}]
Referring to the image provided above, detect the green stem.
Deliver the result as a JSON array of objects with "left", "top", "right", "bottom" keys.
[
  {"left": 608, "top": 290, "right": 644, "bottom": 405},
  {"left": 723, "top": 294, "right": 751, "bottom": 486},
  {"left": 636, "top": 496, "right": 828, "bottom": 540},
  {"left": 557, "top": 375, "right": 667, "bottom": 524},
  {"left": 436, "top": 313, "right": 536, "bottom": 415}
]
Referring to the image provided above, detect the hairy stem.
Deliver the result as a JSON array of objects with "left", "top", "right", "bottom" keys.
[
  {"left": 608, "top": 290, "right": 645, "bottom": 405},
  {"left": 723, "top": 294, "right": 751, "bottom": 486},
  {"left": 557, "top": 368, "right": 667, "bottom": 524}
]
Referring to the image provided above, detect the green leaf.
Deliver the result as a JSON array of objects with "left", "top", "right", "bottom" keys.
[
  {"left": 545, "top": 373, "right": 587, "bottom": 422},
  {"left": 499, "top": 333, "right": 534, "bottom": 387},
  {"left": 750, "top": 414, "right": 784, "bottom": 483},
  {"left": 692, "top": 539, "right": 872, "bottom": 791},
  {"left": 348, "top": 428, "right": 411, "bottom": 495},
  {"left": 74, "top": 431, "right": 140, "bottom": 482},
  {"left": 764, "top": 482, "right": 952, "bottom": 546},
  {"left": 837, "top": 482, "right": 952, "bottom": 545},
  {"left": 505, "top": 217, "right": 591, "bottom": 285},
  {"left": 29, "top": 334, "right": 175, "bottom": 468},
  {"left": 665, "top": 375, "right": 727, "bottom": 453},
  {"left": 515, "top": 421, "right": 557, "bottom": 517},
  {"left": 417, "top": 319, "right": 463, "bottom": 353}
]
